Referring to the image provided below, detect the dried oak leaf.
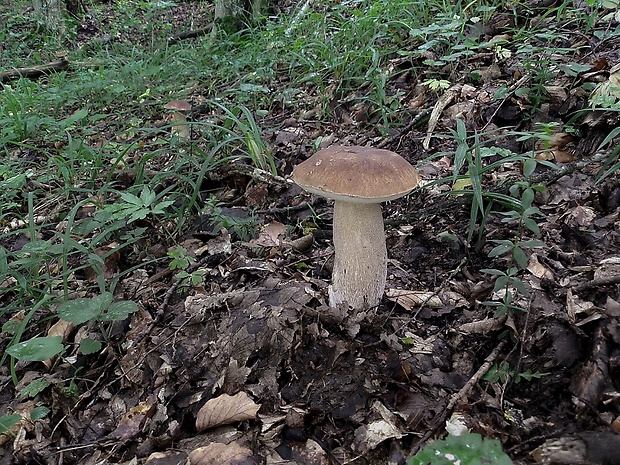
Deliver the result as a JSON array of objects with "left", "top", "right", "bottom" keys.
[
  {"left": 188, "top": 441, "right": 255, "bottom": 465},
  {"left": 109, "top": 398, "right": 157, "bottom": 442},
  {"left": 196, "top": 392, "right": 260, "bottom": 432}
]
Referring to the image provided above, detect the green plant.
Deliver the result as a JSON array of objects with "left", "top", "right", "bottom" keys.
[
  {"left": 408, "top": 433, "right": 513, "bottom": 465},
  {"left": 0, "top": 168, "right": 27, "bottom": 220},
  {"left": 480, "top": 178, "right": 545, "bottom": 316},
  {"left": 203, "top": 195, "right": 260, "bottom": 241},
  {"left": 0, "top": 414, "right": 22, "bottom": 435},
  {"left": 443, "top": 121, "right": 555, "bottom": 316},
  {"left": 594, "top": 125, "right": 620, "bottom": 184},
  {"left": 0, "top": 81, "right": 53, "bottom": 142},
  {"left": 422, "top": 78, "right": 452, "bottom": 91},
  {"left": 210, "top": 102, "right": 276, "bottom": 174},
  {"left": 447, "top": 121, "right": 532, "bottom": 244},
  {"left": 484, "top": 361, "right": 549, "bottom": 384},
  {"left": 5, "top": 292, "right": 138, "bottom": 368},
  {"left": 100, "top": 186, "right": 175, "bottom": 224},
  {"left": 168, "top": 246, "right": 206, "bottom": 289}
]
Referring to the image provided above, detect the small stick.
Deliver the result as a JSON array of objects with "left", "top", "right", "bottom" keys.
[
  {"left": 411, "top": 339, "right": 508, "bottom": 453},
  {"left": 573, "top": 275, "right": 620, "bottom": 292}
]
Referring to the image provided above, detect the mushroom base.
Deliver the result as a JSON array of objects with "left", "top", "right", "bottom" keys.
[{"left": 329, "top": 201, "right": 387, "bottom": 310}]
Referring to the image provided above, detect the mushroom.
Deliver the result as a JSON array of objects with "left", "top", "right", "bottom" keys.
[
  {"left": 164, "top": 99, "right": 192, "bottom": 139},
  {"left": 292, "top": 145, "right": 419, "bottom": 310}
]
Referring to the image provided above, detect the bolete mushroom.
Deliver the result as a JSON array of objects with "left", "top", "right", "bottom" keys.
[
  {"left": 164, "top": 99, "right": 192, "bottom": 139},
  {"left": 292, "top": 145, "right": 419, "bottom": 310}
]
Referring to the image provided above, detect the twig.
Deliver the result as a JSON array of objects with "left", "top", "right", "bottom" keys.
[
  {"left": 377, "top": 108, "right": 431, "bottom": 149},
  {"left": 411, "top": 339, "right": 508, "bottom": 453},
  {"left": 255, "top": 201, "right": 310, "bottom": 215},
  {"left": 0, "top": 58, "right": 104, "bottom": 83},
  {"left": 0, "top": 58, "right": 70, "bottom": 82},
  {"left": 573, "top": 275, "right": 620, "bottom": 292},
  {"left": 168, "top": 24, "right": 214, "bottom": 45},
  {"left": 481, "top": 73, "right": 531, "bottom": 131},
  {"left": 210, "top": 162, "right": 290, "bottom": 190},
  {"left": 445, "top": 339, "right": 507, "bottom": 414},
  {"left": 133, "top": 252, "right": 217, "bottom": 347}
]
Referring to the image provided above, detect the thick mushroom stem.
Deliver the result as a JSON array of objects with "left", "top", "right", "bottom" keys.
[{"left": 329, "top": 201, "right": 387, "bottom": 309}]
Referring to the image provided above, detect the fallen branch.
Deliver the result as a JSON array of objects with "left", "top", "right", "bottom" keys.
[
  {"left": 1, "top": 58, "right": 70, "bottom": 83},
  {"left": 573, "top": 275, "right": 620, "bottom": 292},
  {"left": 168, "top": 24, "right": 214, "bottom": 45}
]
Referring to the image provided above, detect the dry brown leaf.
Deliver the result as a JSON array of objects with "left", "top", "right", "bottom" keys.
[
  {"left": 566, "top": 288, "right": 598, "bottom": 325},
  {"left": 251, "top": 221, "right": 288, "bottom": 247},
  {"left": 109, "top": 398, "right": 157, "bottom": 442},
  {"left": 288, "top": 438, "right": 329, "bottom": 464},
  {"left": 196, "top": 392, "right": 260, "bottom": 432},
  {"left": 594, "top": 256, "right": 620, "bottom": 280},
  {"left": 47, "top": 319, "right": 73, "bottom": 342},
  {"left": 566, "top": 205, "right": 597, "bottom": 228},
  {"left": 195, "top": 230, "right": 233, "bottom": 256},
  {"left": 385, "top": 289, "right": 443, "bottom": 309},
  {"left": 188, "top": 441, "right": 254, "bottom": 465},
  {"left": 590, "top": 62, "right": 620, "bottom": 105},
  {"left": 527, "top": 253, "right": 555, "bottom": 280},
  {"left": 532, "top": 432, "right": 620, "bottom": 465},
  {"left": 353, "top": 401, "right": 404, "bottom": 453},
  {"left": 385, "top": 288, "right": 467, "bottom": 310},
  {"left": 459, "top": 317, "right": 506, "bottom": 334},
  {"left": 535, "top": 132, "right": 576, "bottom": 163},
  {"left": 145, "top": 451, "right": 186, "bottom": 464},
  {"left": 43, "top": 319, "right": 74, "bottom": 369},
  {"left": 84, "top": 243, "right": 122, "bottom": 281}
]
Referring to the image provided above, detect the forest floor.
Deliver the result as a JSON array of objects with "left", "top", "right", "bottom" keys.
[{"left": 1, "top": 0, "right": 620, "bottom": 464}]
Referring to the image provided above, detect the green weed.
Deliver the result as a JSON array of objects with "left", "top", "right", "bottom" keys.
[
  {"left": 100, "top": 186, "right": 175, "bottom": 224},
  {"left": 203, "top": 195, "right": 261, "bottom": 241},
  {"left": 168, "top": 246, "right": 206, "bottom": 289},
  {"left": 594, "top": 126, "right": 620, "bottom": 183},
  {"left": 408, "top": 432, "right": 513, "bottom": 465},
  {"left": 484, "top": 361, "right": 549, "bottom": 385},
  {"left": 441, "top": 121, "right": 556, "bottom": 316}
]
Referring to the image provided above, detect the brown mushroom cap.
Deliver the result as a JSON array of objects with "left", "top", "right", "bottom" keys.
[
  {"left": 164, "top": 99, "right": 192, "bottom": 111},
  {"left": 291, "top": 145, "right": 419, "bottom": 203}
]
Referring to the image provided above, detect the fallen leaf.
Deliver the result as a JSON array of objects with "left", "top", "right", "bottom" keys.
[
  {"left": 145, "top": 451, "right": 187, "bottom": 464},
  {"left": 83, "top": 243, "right": 122, "bottom": 281},
  {"left": 385, "top": 289, "right": 443, "bottom": 309},
  {"left": 385, "top": 288, "right": 467, "bottom": 310},
  {"left": 251, "top": 221, "right": 287, "bottom": 247},
  {"left": 594, "top": 256, "right": 620, "bottom": 280},
  {"left": 535, "top": 132, "right": 576, "bottom": 163},
  {"left": 452, "top": 172, "right": 472, "bottom": 194},
  {"left": 188, "top": 441, "right": 255, "bottom": 465},
  {"left": 47, "top": 319, "right": 73, "bottom": 342},
  {"left": 527, "top": 253, "right": 555, "bottom": 280},
  {"left": 43, "top": 319, "right": 74, "bottom": 369},
  {"left": 590, "top": 62, "right": 620, "bottom": 106},
  {"left": 195, "top": 230, "right": 232, "bottom": 256},
  {"left": 353, "top": 401, "right": 404, "bottom": 453},
  {"left": 196, "top": 392, "right": 260, "bottom": 432},
  {"left": 108, "top": 398, "right": 157, "bottom": 442}
]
